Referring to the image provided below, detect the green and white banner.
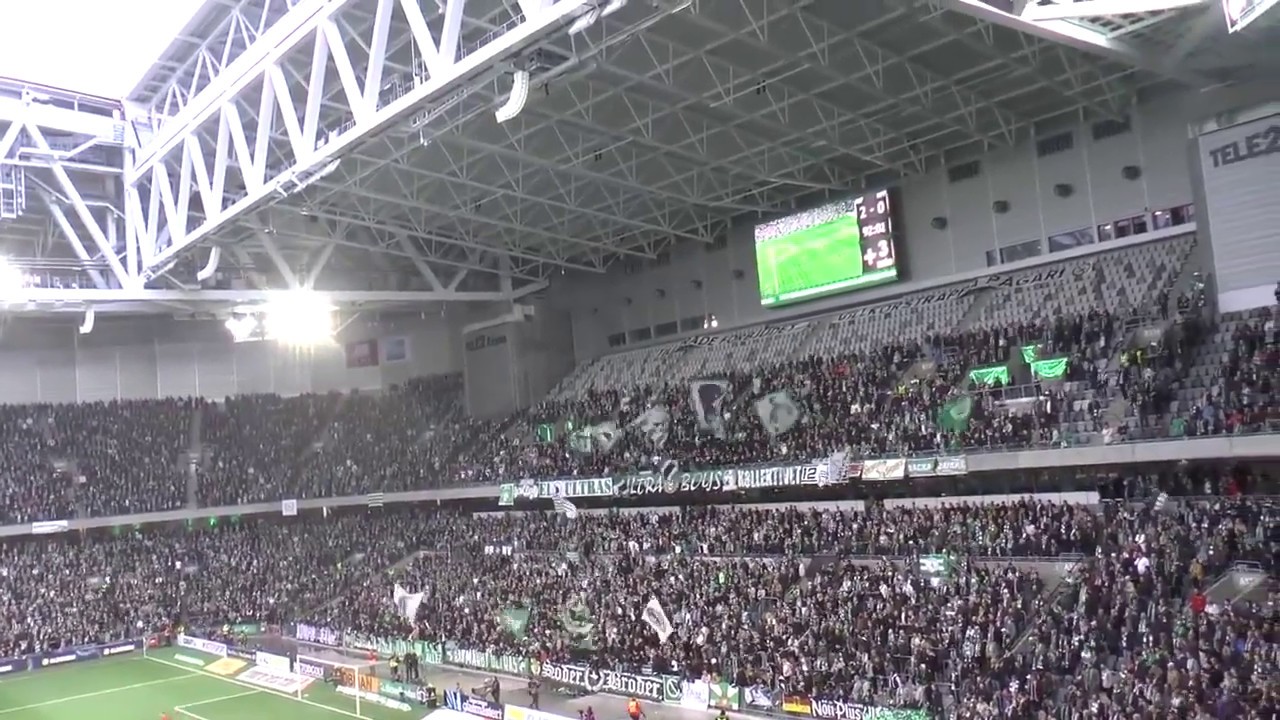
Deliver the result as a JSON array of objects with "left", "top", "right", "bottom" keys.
[{"left": 444, "top": 646, "right": 530, "bottom": 676}]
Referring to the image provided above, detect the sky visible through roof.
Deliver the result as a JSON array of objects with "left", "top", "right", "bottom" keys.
[{"left": 0, "top": 0, "right": 207, "bottom": 98}]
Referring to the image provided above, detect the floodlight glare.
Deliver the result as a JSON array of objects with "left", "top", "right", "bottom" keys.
[
  {"left": 0, "top": 258, "right": 26, "bottom": 293},
  {"left": 260, "top": 290, "right": 336, "bottom": 346}
]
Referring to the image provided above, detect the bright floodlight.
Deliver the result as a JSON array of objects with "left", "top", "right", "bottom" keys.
[
  {"left": 0, "top": 258, "right": 25, "bottom": 293},
  {"left": 225, "top": 291, "right": 336, "bottom": 346},
  {"left": 261, "top": 291, "right": 336, "bottom": 346}
]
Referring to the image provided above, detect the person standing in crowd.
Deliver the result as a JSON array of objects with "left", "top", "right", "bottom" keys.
[
  {"left": 390, "top": 654, "right": 401, "bottom": 682},
  {"left": 527, "top": 675, "right": 541, "bottom": 709},
  {"left": 405, "top": 649, "right": 419, "bottom": 681}
]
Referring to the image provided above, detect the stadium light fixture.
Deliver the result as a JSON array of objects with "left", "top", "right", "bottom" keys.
[
  {"left": 601, "top": 0, "right": 628, "bottom": 16},
  {"left": 224, "top": 290, "right": 336, "bottom": 346},
  {"left": 495, "top": 70, "right": 531, "bottom": 123},
  {"left": 261, "top": 290, "right": 337, "bottom": 346},
  {"left": 0, "top": 257, "right": 29, "bottom": 298}
]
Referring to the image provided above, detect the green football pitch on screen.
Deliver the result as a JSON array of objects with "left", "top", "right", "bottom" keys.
[{"left": 756, "top": 215, "right": 865, "bottom": 306}]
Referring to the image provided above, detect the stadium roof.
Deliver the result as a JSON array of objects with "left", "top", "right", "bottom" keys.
[{"left": 1, "top": 0, "right": 1278, "bottom": 315}]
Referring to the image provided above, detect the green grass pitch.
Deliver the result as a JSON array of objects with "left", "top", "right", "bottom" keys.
[
  {"left": 0, "top": 648, "right": 410, "bottom": 720},
  {"left": 755, "top": 215, "right": 864, "bottom": 304}
]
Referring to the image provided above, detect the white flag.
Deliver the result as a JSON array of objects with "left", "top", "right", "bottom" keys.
[
  {"left": 392, "top": 583, "right": 425, "bottom": 623},
  {"left": 690, "top": 379, "right": 730, "bottom": 439},
  {"left": 642, "top": 597, "right": 674, "bottom": 642},
  {"left": 629, "top": 406, "right": 670, "bottom": 448},
  {"left": 820, "top": 449, "right": 848, "bottom": 486},
  {"left": 553, "top": 495, "right": 579, "bottom": 519},
  {"left": 592, "top": 421, "right": 620, "bottom": 452},
  {"left": 569, "top": 422, "right": 620, "bottom": 453},
  {"left": 754, "top": 391, "right": 801, "bottom": 436}
]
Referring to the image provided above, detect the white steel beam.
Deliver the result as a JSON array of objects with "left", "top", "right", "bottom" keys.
[
  {"left": 256, "top": 228, "right": 302, "bottom": 288},
  {"left": 931, "top": 0, "right": 1217, "bottom": 86},
  {"left": 24, "top": 126, "right": 134, "bottom": 290},
  {"left": 395, "top": 232, "right": 445, "bottom": 291},
  {"left": 1158, "top": 5, "right": 1224, "bottom": 71},
  {"left": 133, "top": 0, "right": 307, "bottom": 111},
  {"left": 0, "top": 119, "right": 22, "bottom": 159},
  {"left": 1020, "top": 0, "right": 1208, "bottom": 21},
  {"left": 0, "top": 288, "right": 514, "bottom": 305},
  {"left": 304, "top": 242, "right": 336, "bottom": 287},
  {"left": 129, "top": 0, "right": 592, "bottom": 278},
  {"left": 39, "top": 194, "right": 110, "bottom": 290}
]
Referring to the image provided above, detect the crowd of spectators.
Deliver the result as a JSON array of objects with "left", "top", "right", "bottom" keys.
[
  {"left": 1180, "top": 306, "right": 1279, "bottom": 437},
  {"left": 310, "top": 496, "right": 1276, "bottom": 720},
  {"left": 0, "top": 398, "right": 199, "bottom": 524},
  {"left": 0, "top": 506, "right": 446, "bottom": 657},
  {"left": 0, "top": 265, "right": 1272, "bottom": 519},
  {"left": 0, "top": 493, "right": 1274, "bottom": 718},
  {"left": 200, "top": 375, "right": 468, "bottom": 505},
  {"left": 453, "top": 309, "right": 1124, "bottom": 485}
]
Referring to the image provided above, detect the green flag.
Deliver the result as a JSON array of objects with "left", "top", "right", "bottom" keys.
[
  {"left": 535, "top": 423, "right": 555, "bottom": 443},
  {"left": 499, "top": 607, "right": 532, "bottom": 638},
  {"left": 560, "top": 598, "right": 596, "bottom": 649},
  {"left": 1030, "top": 357, "right": 1069, "bottom": 380},
  {"left": 938, "top": 395, "right": 972, "bottom": 433}
]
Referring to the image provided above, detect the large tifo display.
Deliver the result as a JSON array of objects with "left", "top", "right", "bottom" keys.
[{"left": 754, "top": 189, "right": 900, "bottom": 307}]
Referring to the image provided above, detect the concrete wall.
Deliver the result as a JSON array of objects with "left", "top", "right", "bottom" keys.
[{"left": 0, "top": 310, "right": 463, "bottom": 404}]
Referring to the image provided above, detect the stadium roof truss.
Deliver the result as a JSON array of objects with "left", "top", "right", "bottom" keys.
[{"left": 0, "top": 0, "right": 1275, "bottom": 315}]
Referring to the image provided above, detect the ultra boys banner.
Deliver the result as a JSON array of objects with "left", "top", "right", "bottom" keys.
[{"left": 498, "top": 458, "right": 863, "bottom": 506}]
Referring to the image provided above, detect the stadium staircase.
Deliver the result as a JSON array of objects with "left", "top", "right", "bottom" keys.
[
  {"left": 303, "top": 548, "right": 424, "bottom": 618},
  {"left": 304, "top": 391, "right": 354, "bottom": 459},
  {"left": 1203, "top": 562, "right": 1273, "bottom": 605},
  {"left": 956, "top": 286, "right": 997, "bottom": 330},
  {"left": 1006, "top": 555, "right": 1087, "bottom": 657},
  {"left": 183, "top": 404, "right": 204, "bottom": 508},
  {"left": 789, "top": 316, "right": 833, "bottom": 359},
  {"left": 1103, "top": 236, "right": 1213, "bottom": 433}
]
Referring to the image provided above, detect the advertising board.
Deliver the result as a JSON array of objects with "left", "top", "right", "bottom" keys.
[
  {"left": 178, "top": 634, "right": 229, "bottom": 657},
  {"left": 0, "top": 639, "right": 143, "bottom": 675}
]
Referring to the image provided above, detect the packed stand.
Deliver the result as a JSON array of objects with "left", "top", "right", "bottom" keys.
[
  {"left": 977, "top": 499, "right": 1278, "bottom": 719},
  {"left": 199, "top": 392, "right": 346, "bottom": 505},
  {"left": 0, "top": 405, "right": 72, "bottom": 525},
  {"left": 455, "top": 320, "right": 1095, "bottom": 484},
  {"left": 1, "top": 492, "right": 1274, "bottom": 718},
  {"left": 199, "top": 374, "right": 469, "bottom": 505},
  {"left": 1173, "top": 305, "right": 1278, "bottom": 438},
  {"left": 0, "top": 507, "right": 445, "bottom": 657},
  {"left": 320, "top": 498, "right": 1275, "bottom": 720},
  {"left": 1107, "top": 283, "right": 1212, "bottom": 440},
  {"left": 296, "top": 375, "right": 470, "bottom": 495},
  {"left": 0, "top": 398, "right": 198, "bottom": 524},
  {"left": 49, "top": 398, "right": 200, "bottom": 516},
  {"left": 451, "top": 239, "right": 1202, "bottom": 485}
]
